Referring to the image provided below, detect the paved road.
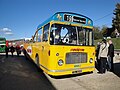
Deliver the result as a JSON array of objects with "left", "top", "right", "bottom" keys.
[
  {"left": 0, "top": 53, "right": 120, "bottom": 90},
  {"left": 45, "top": 54, "right": 120, "bottom": 90},
  {"left": 0, "top": 53, "right": 56, "bottom": 90}
]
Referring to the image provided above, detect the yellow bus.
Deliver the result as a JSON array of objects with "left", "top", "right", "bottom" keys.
[{"left": 24, "top": 12, "right": 95, "bottom": 76}]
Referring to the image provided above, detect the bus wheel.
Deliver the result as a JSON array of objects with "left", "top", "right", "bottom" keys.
[
  {"left": 35, "top": 55, "right": 39, "bottom": 67},
  {"left": 35, "top": 55, "right": 42, "bottom": 72}
]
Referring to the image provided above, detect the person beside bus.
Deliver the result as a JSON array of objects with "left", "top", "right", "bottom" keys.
[
  {"left": 96, "top": 42, "right": 101, "bottom": 71},
  {"left": 108, "top": 40, "right": 114, "bottom": 72},
  {"left": 16, "top": 44, "right": 21, "bottom": 57},
  {"left": 10, "top": 45, "right": 15, "bottom": 57},
  {"left": 98, "top": 39, "right": 108, "bottom": 74},
  {"left": 5, "top": 45, "right": 9, "bottom": 58}
]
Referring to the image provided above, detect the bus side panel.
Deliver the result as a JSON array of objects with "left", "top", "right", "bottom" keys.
[
  {"left": 24, "top": 42, "right": 51, "bottom": 74},
  {"left": 37, "top": 42, "right": 50, "bottom": 73}
]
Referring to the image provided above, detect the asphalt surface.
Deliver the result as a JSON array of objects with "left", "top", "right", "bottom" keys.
[
  {"left": 0, "top": 53, "right": 120, "bottom": 90},
  {"left": 0, "top": 53, "right": 56, "bottom": 90},
  {"left": 45, "top": 55, "right": 120, "bottom": 90}
]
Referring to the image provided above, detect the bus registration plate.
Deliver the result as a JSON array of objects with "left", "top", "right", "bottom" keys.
[
  {"left": 72, "top": 70, "right": 82, "bottom": 74},
  {"left": 74, "top": 64, "right": 80, "bottom": 68}
]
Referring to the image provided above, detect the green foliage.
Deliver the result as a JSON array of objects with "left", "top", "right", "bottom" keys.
[
  {"left": 93, "top": 25, "right": 108, "bottom": 40},
  {"left": 112, "top": 3, "right": 120, "bottom": 33},
  {"left": 93, "top": 26, "right": 103, "bottom": 40},
  {"left": 101, "top": 25, "right": 108, "bottom": 37},
  {"left": 111, "top": 38, "right": 120, "bottom": 49},
  {"left": 111, "top": 31, "right": 116, "bottom": 38},
  {"left": 94, "top": 38, "right": 120, "bottom": 49},
  {"left": 94, "top": 3, "right": 120, "bottom": 39}
]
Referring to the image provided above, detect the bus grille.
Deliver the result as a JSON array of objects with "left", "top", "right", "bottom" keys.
[{"left": 66, "top": 52, "right": 87, "bottom": 64}]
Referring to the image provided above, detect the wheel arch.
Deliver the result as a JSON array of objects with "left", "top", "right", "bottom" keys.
[{"left": 35, "top": 53, "right": 39, "bottom": 66}]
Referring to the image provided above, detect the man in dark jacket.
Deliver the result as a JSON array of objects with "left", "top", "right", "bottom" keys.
[
  {"left": 5, "top": 46, "right": 9, "bottom": 58},
  {"left": 10, "top": 45, "right": 15, "bottom": 57},
  {"left": 108, "top": 40, "right": 114, "bottom": 72},
  {"left": 96, "top": 42, "right": 101, "bottom": 71}
]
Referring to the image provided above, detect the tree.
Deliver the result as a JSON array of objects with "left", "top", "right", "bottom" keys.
[
  {"left": 101, "top": 25, "right": 108, "bottom": 37},
  {"left": 107, "top": 27, "right": 114, "bottom": 37},
  {"left": 93, "top": 26, "right": 103, "bottom": 40},
  {"left": 111, "top": 31, "right": 116, "bottom": 38},
  {"left": 112, "top": 3, "right": 120, "bottom": 33}
]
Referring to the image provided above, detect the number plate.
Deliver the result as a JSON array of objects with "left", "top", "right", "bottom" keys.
[
  {"left": 72, "top": 70, "right": 82, "bottom": 74},
  {"left": 74, "top": 64, "right": 80, "bottom": 68}
]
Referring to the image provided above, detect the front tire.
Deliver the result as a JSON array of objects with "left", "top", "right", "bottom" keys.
[
  {"left": 35, "top": 55, "right": 39, "bottom": 67},
  {"left": 35, "top": 55, "right": 43, "bottom": 72}
]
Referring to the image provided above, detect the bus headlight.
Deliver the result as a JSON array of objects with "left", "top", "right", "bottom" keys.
[
  {"left": 58, "top": 59, "right": 64, "bottom": 66},
  {"left": 89, "top": 58, "right": 93, "bottom": 63}
]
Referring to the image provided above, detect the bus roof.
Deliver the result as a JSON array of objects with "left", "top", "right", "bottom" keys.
[
  {"left": 37, "top": 12, "right": 93, "bottom": 29},
  {"left": 0, "top": 37, "right": 6, "bottom": 40},
  {"left": 0, "top": 37, "right": 5, "bottom": 38}
]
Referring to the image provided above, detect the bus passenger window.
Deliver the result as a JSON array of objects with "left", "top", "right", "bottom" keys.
[
  {"left": 89, "top": 31, "right": 93, "bottom": 46},
  {"left": 38, "top": 28, "right": 42, "bottom": 42},
  {"left": 34, "top": 31, "right": 38, "bottom": 42},
  {"left": 50, "top": 30, "right": 54, "bottom": 44},
  {"left": 43, "top": 23, "right": 50, "bottom": 42},
  {"left": 78, "top": 28, "right": 85, "bottom": 45},
  {"left": 54, "top": 29, "right": 61, "bottom": 44},
  {"left": 50, "top": 25, "right": 61, "bottom": 44}
]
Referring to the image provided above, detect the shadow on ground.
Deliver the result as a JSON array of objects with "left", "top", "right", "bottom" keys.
[
  {"left": 0, "top": 54, "right": 56, "bottom": 90},
  {"left": 95, "top": 60, "right": 120, "bottom": 78},
  {"left": 113, "top": 62, "right": 120, "bottom": 77},
  {"left": 50, "top": 72, "right": 93, "bottom": 79}
]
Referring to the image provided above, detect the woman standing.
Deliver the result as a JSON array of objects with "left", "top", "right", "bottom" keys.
[{"left": 98, "top": 39, "right": 108, "bottom": 74}]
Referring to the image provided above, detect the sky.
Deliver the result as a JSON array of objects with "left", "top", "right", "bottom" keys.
[{"left": 0, "top": 0, "right": 119, "bottom": 40}]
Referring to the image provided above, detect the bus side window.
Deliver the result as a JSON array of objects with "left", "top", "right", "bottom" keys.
[
  {"left": 34, "top": 31, "right": 38, "bottom": 42},
  {"left": 38, "top": 28, "right": 42, "bottom": 42},
  {"left": 43, "top": 23, "right": 50, "bottom": 42}
]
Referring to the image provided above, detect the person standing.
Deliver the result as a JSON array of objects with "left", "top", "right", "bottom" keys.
[
  {"left": 108, "top": 40, "right": 114, "bottom": 72},
  {"left": 5, "top": 46, "right": 9, "bottom": 58},
  {"left": 98, "top": 39, "right": 108, "bottom": 74},
  {"left": 10, "top": 45, "right": 15, "bottom": 57},
  {"left": 16, "top": 44, "right": 21, "bottom": 57},
  {"left": 96, "top": 42, "right": 101, "bottom": 71}
]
